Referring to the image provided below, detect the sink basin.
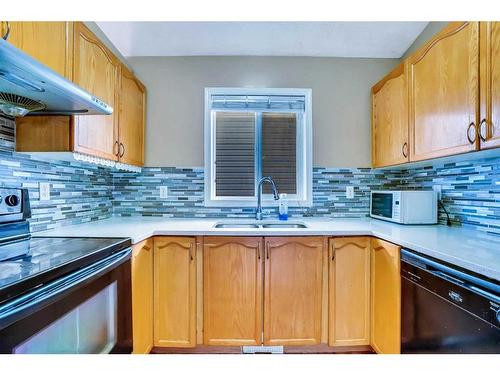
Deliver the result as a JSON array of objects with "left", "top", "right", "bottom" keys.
[
  {"left": 261, "top": 223, "right": 308, "bottom": 228},
  {"left": 214, "top": 223, "right": 260, "bottom": 229}
]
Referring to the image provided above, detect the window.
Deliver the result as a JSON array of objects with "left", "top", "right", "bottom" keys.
[{"left": 204, "top": 88, "right": 312, "bottom": 207}]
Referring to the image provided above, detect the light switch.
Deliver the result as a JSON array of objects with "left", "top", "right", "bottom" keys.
[
  {"left": 346, "top": 186, "right": 354, "bottom": 199},
  {"left": 159, "top": 186, "right": 168, "bottom": 199},
  {"left": 39, "top": 182, "right": 50, "bottom": 201}
]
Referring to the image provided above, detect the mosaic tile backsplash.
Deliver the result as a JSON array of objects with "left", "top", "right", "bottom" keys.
[{"left": 1, "top": 116, "right": 499, "bottom": 234}]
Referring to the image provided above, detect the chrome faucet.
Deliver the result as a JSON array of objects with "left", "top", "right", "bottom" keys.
[{"left": 255, "top": 176, "right": 280, "bottom": 220}]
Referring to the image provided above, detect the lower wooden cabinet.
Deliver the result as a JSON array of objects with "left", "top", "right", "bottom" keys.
[
  {"left": 131, "top": 238, "right": 154, "bottom": 354},
  {"left": 371, "top": 238, "right": 401, "bottom": 354},
  {"left": 203, "top": 237, "right": 263, "bottom": 346},
  {"left": 329, "top": 237, "right": 371, "bottom": 346},
  {"left": 264, "top": 237, "right": 325, "bottom": 346},
  {"left": 154, "top": 237, "right": 197, "bottom": 347}
]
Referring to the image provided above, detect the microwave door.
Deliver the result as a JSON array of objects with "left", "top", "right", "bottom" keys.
[{"left": 371, "top": 193, "right": 393, "bottom": 219}]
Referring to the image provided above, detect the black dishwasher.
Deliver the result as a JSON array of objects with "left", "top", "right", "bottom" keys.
[{"left": 401, "top": 249, "right": 500, "bottom": 354}]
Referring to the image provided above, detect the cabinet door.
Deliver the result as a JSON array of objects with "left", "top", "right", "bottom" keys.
[
  {"left": 479, "top": 22, "right": 500, "bottom": 149},
  {"left": 408, "top": 22, "right": 480, "bottom": 161},
  {"left": 72, "top": 22, "right": 119, "bottom": 160},
  {"left": 119, "top": 66, "right": 146, "bottom": 166},
  {"left": 203, "top": 237, "right": 263, "bottom": 346},
  {"left": 371, "top": 238, "right": 401, "bottom": 354},
  {"left": 154, "top": 237, "right": 196, "bottom": 347},
  {"left": 329, "top": 237, "right": 370, "bottom": 347},
  {"left": 264, "top": 237, "right": 324, "bottom": 346},
  {"left": 372, "top": 62, "right": 409, "bottom": 168},
  {"left": 2, "top": 21, "right": 73, "bottom": 79},
  {"left": 131, "top": 238, "right": 153, "bottom": 354}
]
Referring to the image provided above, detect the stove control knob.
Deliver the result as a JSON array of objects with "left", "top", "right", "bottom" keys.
[{"left": 5, "top": 194, "right": 20, "bottom": 207}]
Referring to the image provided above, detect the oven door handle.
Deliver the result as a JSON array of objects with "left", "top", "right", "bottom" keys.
[{"left": 0, "top": 248, "right": 131, "bottom": 329}]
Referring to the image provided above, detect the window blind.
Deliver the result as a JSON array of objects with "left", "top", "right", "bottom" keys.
[
  {"left": 211, "top": 94, "right": 305, "bottom": 111},
  {"left": 215, "top": 112, "right": 255, "bottom": 197}
]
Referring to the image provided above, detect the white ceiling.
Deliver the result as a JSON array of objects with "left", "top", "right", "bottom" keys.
[{"left": 96, "top": 22, "right": 428, "bottom": 58}]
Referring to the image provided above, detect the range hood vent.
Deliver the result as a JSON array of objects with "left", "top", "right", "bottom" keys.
[{"left": 0, "top": 37, "right": 113, "bottom": 117}]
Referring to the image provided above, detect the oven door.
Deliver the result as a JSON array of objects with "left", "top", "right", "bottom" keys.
[{"left": 0, "top": 248, "right": 132, "bottom": 354}]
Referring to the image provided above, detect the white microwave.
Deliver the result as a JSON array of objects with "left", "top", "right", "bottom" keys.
[{"left": 370, "top": 190, "right": 438, "bottom": 224}]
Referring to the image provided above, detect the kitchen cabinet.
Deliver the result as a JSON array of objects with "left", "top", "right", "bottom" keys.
[
  {"left": 154, "top": 237, "right": 197, "bottom": 348},
  {"left": 371, "top": 62, "right": 409, "bottom": 168},
  {"left": 203, "top": 237, "right": 263, "bottom": 346},
  {"left": 408, "top": 22, "right": 480, "bottom": 161},
  {"left": 131, "top": 238, "right": 153, "bottom": 354},
  {"left": 479, "top": 21, "right": 500, "bottom": 149},
  {"left": 371, "top": 238, "right": 401, "bottom": 354},
  {"left": 1, "top": 21, "right": 73, "bottom": 79},
  {"left": 329, "top": 237, "right": 370, "bottom": 347},
  {"left": 264, "top": 236, "right": 325, "bottom": 346},
  {"left": 118, "top": 65, "right": 146, "bottom": 166},
  {"left": 72, "top": 22, "right": 120, "bottom": 161}
]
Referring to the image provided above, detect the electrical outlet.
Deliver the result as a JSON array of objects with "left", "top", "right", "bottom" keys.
[
  {"left": 39, "top": 182, "right": 50, "bottom": 201},
  {"left": 159, "top": 186, "right": 168, "bottom": 199},
  {"left": 346, "top": 186, "right": 355, "bottom": 199},
  {"left": 433, "top": 185, "right": 442, "bottom": 200}
]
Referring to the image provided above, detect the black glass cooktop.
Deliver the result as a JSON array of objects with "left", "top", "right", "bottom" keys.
[{"left": 0, "top": 237, "right": 131, "bottom": 303}]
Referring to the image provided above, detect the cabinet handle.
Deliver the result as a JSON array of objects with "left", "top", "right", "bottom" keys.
[
  {"left": 466, "top": 122, "right": 477, "bottom": 144},
  {"left": 402, "top": 142, "right": 408, "bottom": 158},
  {"left": 331, "top": 245, "right": 336, "bottom": 261},
  {"left": 479, "top": 119, "right": 488, "bottom": 142},
  {"left": 189, "top": 243, "right": 194, "bottom": 261},
  {"left": 257, "top": 243, "right": 261, "bottom": 260},
  {"left": 2, "top": 21, "right": 10, "bottom": 40},
  {"left": 119, "top": 142, "right": 125, "bottom": 158},
  {"left": 114, "top": 141, "right": 120, "bottom": 156},
  {"left": 265, "top": 241, "right": 270, "bottom": 260}
]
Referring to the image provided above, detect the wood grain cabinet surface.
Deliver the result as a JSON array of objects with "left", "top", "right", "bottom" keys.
[
  {"left": 479, "top": 21, "right": 500, "bottom": 149},
  {"left": 408, "top": 22, "right": 480, "bottom": 161},
  {"left": 131, "top": 238, "right": 154, "bottom": 354},
  {"left": 370, "top": 238, "right": 401, "bottom": 354},
  {"left": 203, "top": 237, "right": 263, "bottom": 346},
  {"left": 154, "top": 237, "right": 197, "bottom": 348},
  {"left": 2, "top": 21, "right": 73, "bottom": 80},
  {"left": 329, "top": 237, "right": 371, "bottom": 347},
  {"left": 371, "top": 63, "right": 409, "bottom": 168},
  {"left": 263, "top": 237, "right": 325, "bottom": 346}
]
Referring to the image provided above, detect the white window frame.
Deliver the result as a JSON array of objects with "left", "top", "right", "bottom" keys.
[{"left": 204, "top": 87, "right": 313, "bottom": 208}]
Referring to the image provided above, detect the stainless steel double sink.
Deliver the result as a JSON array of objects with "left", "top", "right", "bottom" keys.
[{"left": 214, "top": 222, "right": 308, "bottom": 229}]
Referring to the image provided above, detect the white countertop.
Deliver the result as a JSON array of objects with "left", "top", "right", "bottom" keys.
[{"left": 36, "top": 217, "right": 500, "bottom": 282}]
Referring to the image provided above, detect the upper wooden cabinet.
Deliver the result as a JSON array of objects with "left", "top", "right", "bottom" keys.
[
  {"left": 119, "top": 66, "right": 146, "bottom": 166},
  {"left": 329, "top": 237, "right": 371, "bottom": 347},
  {"left": 408, "top": 22, "right": 480, "bottom": 161},
  {"left": 131, "top": 238, "right": 153, "bottom": 354},
  {"left": 72, "top": 22, "right": 120, "bottom": 161},
  {"left": 479, "top": 22, "right": 500, "bottom": 149},
  {"left": 371, "top": 238, "right": 401, "bottom": 354},
  {"left": 154, "top": 237, "right": 197, "bottom": 348},
  {"left": 372, "top": 63, "right": 409, "bottom": 168},
  {"left": 203, "top": 237, "right": 263, "bottom": 346},
  {"left": 2, "top": 21, "right": 73, "bottom": 80},
  {"left": 263, "top": 237, "right": 325, "bottom": 346}
]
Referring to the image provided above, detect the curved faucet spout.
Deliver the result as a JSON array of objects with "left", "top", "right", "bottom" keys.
[{"left": 256, "top": 176, "right": 280, "bottom": 220}]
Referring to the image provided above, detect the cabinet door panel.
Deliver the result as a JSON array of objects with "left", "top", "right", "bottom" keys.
[
  {"left": 372, "top": 63, "right": 408, "bottom": 167},
  {"left": 264, "top": 237, "right": 324, "bottom": 346},
  {"left": 119, "top": 67, "right": 146, "bottom": 166},
  {"left": 4, "top": 21, "right": 72, "bottom": 79},
  {"left": 371, "top": 238, "right": 401, "bottom": 354},
  {"left": 131, "top": 238, "right": 153, "bottom": 354},
  {"left": 329, "top": 237, "right": 370, "bottom": 346},
  {"left": 154, "top": 237, "right": 196, "bottom": 348},
  {"left": 72, "top": 22, "right": 119, "bottom": 160},
  {"left": 479, "top": 21, "right": 500, "bottom": 149},
  {"left": 203, "top": 237, "right": 263, "bottom": 346},
  {"left": 409, "top": 22, "right": 479, "bottom": 161}
]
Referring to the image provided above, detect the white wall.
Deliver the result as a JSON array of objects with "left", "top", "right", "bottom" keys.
[{"left": 129, "top": 56, "right": 398, "bottom": 167}]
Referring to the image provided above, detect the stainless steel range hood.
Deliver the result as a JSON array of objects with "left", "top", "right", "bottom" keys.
[{"left": 0, "top": 38, "right": 113, "bottom": 117}]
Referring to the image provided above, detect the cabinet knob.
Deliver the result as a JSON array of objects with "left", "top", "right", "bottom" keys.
[{"left": 466, "top": 122, "right": 477, "bottom": 144}]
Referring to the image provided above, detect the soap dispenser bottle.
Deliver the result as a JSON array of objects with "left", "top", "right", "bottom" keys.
[{"left": 278, "top": 193, "right": 288, "bottom": 221}]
